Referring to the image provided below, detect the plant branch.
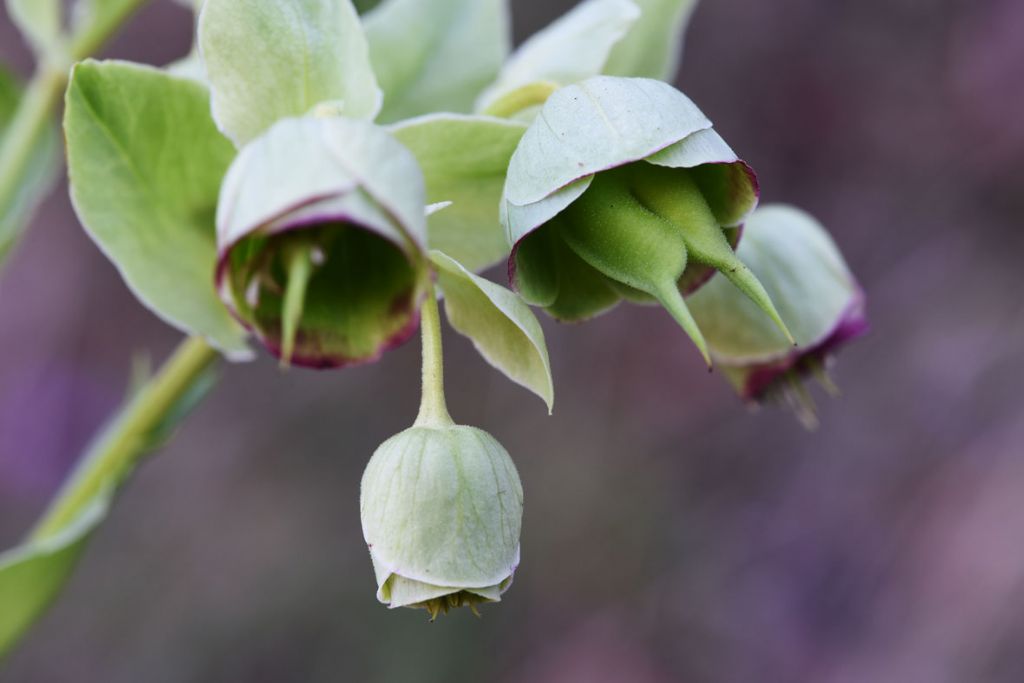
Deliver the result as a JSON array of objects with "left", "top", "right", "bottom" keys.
[{"left": 30, "top": 336, "right": 219, "bottom": 541}]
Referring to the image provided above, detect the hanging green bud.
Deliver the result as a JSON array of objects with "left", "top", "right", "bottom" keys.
[
  {"left": 688, "top": 204, "right": 868, "bottom": 427},
  {"left": 502, "top": 76, "right": 792, "bottom": 364},
  {"left": 360, "top": 423, "right": 523, "bottom": 619},
  {"left": 360, "top": 285, "right": 523, "bottom": 619},
  {"left": 216, "top": 116, "right": 430, "bottom": 368}
]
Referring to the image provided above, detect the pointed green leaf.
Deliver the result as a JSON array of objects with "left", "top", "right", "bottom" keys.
[
  {"left": 476, "top": 0, "right": 639, "bottom": 115},
  {"left": 431, "top": 250, "right": 553, "bottom": 412},
  {"left": 6, "top": 0, "right": 62, "bottom": 56},
  {"left": 391, "top": 114, "right": 525, "bottom": 271},
  {"left": 65, "top": 60, "right": 250, "bottom": 358},
  {"left": 604, "top": 0, "right": 699, "bottom": 81},
  {"left": 0, "top": 489, "right": 109, "bottom": 662},
  {"left": 0, "top": 66, "right": 61, "bottom": 267},
  {"left": 198, "top": 0, "right": 381, "bottom": 147},
  {"left": 365, "top": 0, "right": 510, "bottom": 123}
]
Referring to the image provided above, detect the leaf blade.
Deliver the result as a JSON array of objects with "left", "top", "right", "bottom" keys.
[
  {"left": 604, "top": 0, "right": 700, "bottom": 81},
  {"left": 64, "top": 60, "right": 250, "bottom": 357},
  {"left": 391, "top": 113, "right": 525, "bottom": 271},
  {"left": 365, "top": 0, "right": 510, "bottom": 122},
  {"left": 198, "top": 0, "right": 381, "bottom": 146},
  {"left": 431, "top": 250, "right": 553, "bottom": 412}
]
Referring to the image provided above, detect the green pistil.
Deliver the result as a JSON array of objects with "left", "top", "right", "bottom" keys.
[{"left": 280, "top": 241, "right": 315, "bottom": 368}]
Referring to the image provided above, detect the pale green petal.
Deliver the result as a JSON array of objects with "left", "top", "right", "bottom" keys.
[{"left": 476, "top": 0, "right": 640, "bottom": 114}]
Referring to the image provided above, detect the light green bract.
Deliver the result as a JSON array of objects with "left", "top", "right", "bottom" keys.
[
  {"left": 391, "top": 113, "right": 526, "bottom": 271},
  {"left": 198, "top": 0, "right": 381, "bottom": 147},
  {"left": 216, "top": 115, "right": 430, "bottom": 368},
  {"left": 64, "top": 60, "right": 250, "bottom": 358},
  {"left": 360, "top": 424, "right": 523, "bottom": 618},
  {"left": 502, "top": 75, "right": 791, "bottom": 365},
  {"left": 689, "top": 204, "right": 867, "bottom": 424},
  {"left": 365, "top": 0, "right": 510, "bottom": 123}
]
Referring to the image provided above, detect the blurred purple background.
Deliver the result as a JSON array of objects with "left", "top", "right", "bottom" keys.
[{"left": 2, "top": 0, "right": 1023, "bottom": 681}]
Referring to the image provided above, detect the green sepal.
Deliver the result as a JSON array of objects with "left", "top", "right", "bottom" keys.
[
  {"left": 559, "top": 166, "right": 710, "bottom": 363},
  {"left": 632, "top": 163, "right": 794, "bottom": 344}
]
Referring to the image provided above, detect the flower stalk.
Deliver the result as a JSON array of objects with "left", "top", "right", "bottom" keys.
[{"left": 415, "top": 280, "right": 453, "bottom": 428}]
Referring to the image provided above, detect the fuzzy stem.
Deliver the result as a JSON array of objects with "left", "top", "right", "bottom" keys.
[
  {"left": 414, "top": 281, "right": 453, "bottom": 428},
  {"left": 30, "top": 336, "right": 218, "bottom": 540}
]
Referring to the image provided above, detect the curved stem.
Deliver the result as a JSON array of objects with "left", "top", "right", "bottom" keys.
[
  {"left": 30, "top": 336, "right": 219, "bottom": 541},
  {"left": 414, "top": 281, "right": 453, "bottom": 428},
  {"left": 0, "top": 65, "right": 65, "bottom": 237}
]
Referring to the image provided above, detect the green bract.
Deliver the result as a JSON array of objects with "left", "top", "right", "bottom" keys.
[
  {"left": 365, "top": 0, "right": 510, "bottom": 123},
  {"left": 215, "top": 115, "right": 430, "bottom": 368},
  {"left": 689, "top": 205, "right": 868, "bottom": 424},
  {"left": 502, "top": 75, "right": 791, "bottom": 364},
  {"left": 199, "top": 0, "right": 382, "bottom": 147},
  {"left": 360, "top": 424, "right": 523, "bottom": 618},
  {"left": 65, "top": 60, "right": 250, "bottom": 357}
]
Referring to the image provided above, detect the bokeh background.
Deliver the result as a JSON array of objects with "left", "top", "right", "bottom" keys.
[{"left": 3, "top": 0, "right": 1024, "bottom": 681}]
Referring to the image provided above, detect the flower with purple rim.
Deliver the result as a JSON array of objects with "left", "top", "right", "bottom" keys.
[
  {"left": 688, "top": 204, "right": 869, "bottom": 427},
  {"left": 215, "top": 116, "right": 430, "bottom": 368},
  {"left": 500, "top": 76, "right": 791, "bottom": 364}
]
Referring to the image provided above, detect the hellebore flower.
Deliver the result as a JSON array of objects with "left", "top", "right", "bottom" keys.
[
  {"left": 360, "top": 424, "right": 523, "bottom": 619},
  {"left": 502, "top": 76, "right": 792, "bottom": 364},
  {"left": 216, "top": 116, "right": 430, "bottom": 368},
  {"left": 688, "top": 204, "right": 868, "bottom": 427}
]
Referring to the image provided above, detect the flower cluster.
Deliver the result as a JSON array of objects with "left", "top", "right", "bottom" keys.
[{"left": 60, "top": 0, "right": 868, "bottom": 619}]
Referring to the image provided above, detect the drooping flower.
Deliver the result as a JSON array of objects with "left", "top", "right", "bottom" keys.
[
  {"left": 215, "top": 115, "right": 430, "bottom": 368},
  {"left": 501, "top": 75, "right": 792, "bottom": 364},
  {"left": 360, "top": 424, "right": 523, "bottom": 619},
  {"left": 688, "top": 204, "right": 869, "bottom": 426}
]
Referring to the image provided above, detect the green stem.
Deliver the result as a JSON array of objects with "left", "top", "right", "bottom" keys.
[
  {"left": 0, "top": 0, "right": 152, "bottom": 259},
  {"left": 69, "top": 0, "right": 151, "bottom": 61},
  {"left": 0, "top": 65, "right": 65, "bottom": 225},
  {"left": 414, "top": 281, "right": 453, "bottom": 428},
  {"left": 30, "top": 336, "right": 218, "bottom": 541}
]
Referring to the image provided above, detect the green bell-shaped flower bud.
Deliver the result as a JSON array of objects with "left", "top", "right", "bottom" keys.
[
  {"left": 689, "top": 204, "right": 868, "bottom": 427},
  {"left": 216, "top": 116, "right": 430, "bottom": 368},
  {"left": 502, "top": 76, "right": 792, "bottom": 364},
  {"left": 361, "top": 424, "right": 523, "bottom": 618}
]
